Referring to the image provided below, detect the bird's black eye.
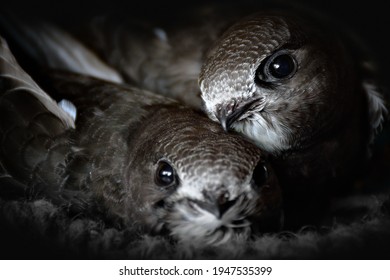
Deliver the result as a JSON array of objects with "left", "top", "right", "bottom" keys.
[
  {"left": 268, "top": 53, "right": 296, "bottom": 79},
  {"left": 155, "top": 161, "right": 177, "bottom": 187},
  {"left": 256, "top": 50, "right": 297, "bottom": 83},
  {"left": 251, "top": 162, "right": 269, "bottom": 190}
]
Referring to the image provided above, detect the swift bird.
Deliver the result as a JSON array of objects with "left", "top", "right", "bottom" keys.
[
  {"left": 0, "top": 36, "right": 282, "bottom": 246},
  {"left": 198, "top": 11, "right": 388, "bottom": 227},
  {"left": 63, "top": 8, "right": 388, "bottom": 228},
  {"left": 199, "top": 11, "right": 387, "bottom": 153}
]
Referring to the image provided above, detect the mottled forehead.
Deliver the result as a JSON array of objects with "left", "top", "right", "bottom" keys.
[
  {"left": 154, "top": 111, "right": 262, "bottom": 180},
  {"left": 183, "top": 135, "right": 259, "bottom": 173},
  {"left": 199, "top": 15, "right": 291, "bottom": 102}
]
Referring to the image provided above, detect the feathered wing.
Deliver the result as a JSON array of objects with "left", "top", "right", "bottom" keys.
[
  {"left": 0, "top": 36, "right": 75, "bottom": 200},
  {"left": 70, "top": 13, "right": 231, "bottom": 109},
  {"left": 0, "top": 12, "right": 123, "bottom": 84},
  {"left": 0, "top": 36, "right": 75, "bottom": 127}
]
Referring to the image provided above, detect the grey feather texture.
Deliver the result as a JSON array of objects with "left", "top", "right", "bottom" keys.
[{"left": 0, "top": 36, "right": 283, "bottom": 247}]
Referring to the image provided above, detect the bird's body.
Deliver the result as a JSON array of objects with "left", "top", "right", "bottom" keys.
[{"left": 0, "top": 37, "right": 282, "bottom": 246}]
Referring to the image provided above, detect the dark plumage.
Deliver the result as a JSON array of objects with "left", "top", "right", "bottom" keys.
[{"left": 0, "top": 36, "right": 282, "bottom": 247}]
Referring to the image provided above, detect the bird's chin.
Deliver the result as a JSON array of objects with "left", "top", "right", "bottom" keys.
[
  {"left": 149, "top": 194, "right": 264, "bottom": 246},
  {"left": 233, "top": 117, "right": 291, "bottom": 155},
  {"left": 151, "top": 206, "right": 283, "bottom": 247},
  {"left": 153, "top": 206, "right": 253, "bottom": 246},
  {"left": 169, "top": 221, "right": 252, "bottom": 247}
]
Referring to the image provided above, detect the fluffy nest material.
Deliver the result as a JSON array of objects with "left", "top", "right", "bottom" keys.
[
  {"left": 1, "top": 127, "right": 390, "bottom": 261},
  {"left": 1, "top": 194, "right": 390, "bottom": 260}
]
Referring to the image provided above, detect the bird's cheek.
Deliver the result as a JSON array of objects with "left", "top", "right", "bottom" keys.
[{"left": 203, "top": 106, "right": 219, "bottom": 122}]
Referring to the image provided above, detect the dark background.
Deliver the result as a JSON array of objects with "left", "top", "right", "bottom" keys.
[{"left": 2, "top": 0, "right": 389, "bottom": 89}]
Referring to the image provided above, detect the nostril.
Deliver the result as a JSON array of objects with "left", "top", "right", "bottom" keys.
[
  {"left": 225, "top": 101, "right": 236, "bottom": 114},
  {"left": 196, "top": 191, "right": 237, "bottom": 218},
  {"left": 217, "top": 191, "right": 229, "bottom": 205},
  {"left": 218, "top": 197, "right": 237, "bottom": 217}
]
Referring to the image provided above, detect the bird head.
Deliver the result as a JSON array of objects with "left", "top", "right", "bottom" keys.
[
  {"left": 123, "top": 107, "right": 282, "bottom": 246},
  {"left": 199, "top": 12, "right": 360, "bottom": 154}
]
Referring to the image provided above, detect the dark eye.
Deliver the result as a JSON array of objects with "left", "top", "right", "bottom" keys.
[
  {"left": 155, "top": 160, "right": 177, "bottom": 187},
  {"left": 251, "top": 162, "right": 269, "bottom": 190},
  {"left": 256, "top": 50, "right": 297, "bottom": 83}
]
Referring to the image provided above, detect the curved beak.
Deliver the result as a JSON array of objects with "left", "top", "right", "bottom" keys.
[
  {"left": 217, "top": 98, "right": 263, "bottom": 132},
  {"left": 193, "top": 193, "right": 237, "bottom": 219},
  {"left": 217, "top": 106, "right": 244, "bottom": 132}
]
